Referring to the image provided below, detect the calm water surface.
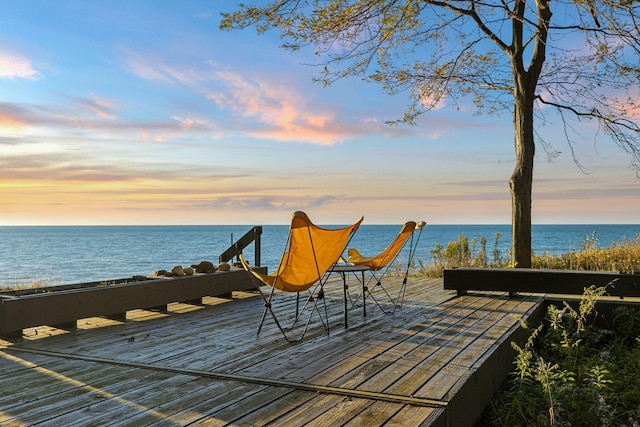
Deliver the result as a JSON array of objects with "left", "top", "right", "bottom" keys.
[{"left": 0, "top": 224, "right": 638, "bottom": 288}]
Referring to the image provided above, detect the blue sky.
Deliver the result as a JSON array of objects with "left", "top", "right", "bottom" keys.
[{"left": 1, "top": 1, "right": 638, "bottom": 225}]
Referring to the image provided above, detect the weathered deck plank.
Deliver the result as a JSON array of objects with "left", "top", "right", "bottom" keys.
[{"left": 0, "top": 276, "right": 543, "bottom": 426}]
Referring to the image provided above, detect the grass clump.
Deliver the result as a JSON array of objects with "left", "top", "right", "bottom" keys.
[
  {"left": 533, "top": 233, "right": 640, "bottom": 273},
  {"left": 0, "top": 279, "right": 55, "bottom": 292},
  {"left": 479, "top": 286, "right": 640, "bottom": 426}
]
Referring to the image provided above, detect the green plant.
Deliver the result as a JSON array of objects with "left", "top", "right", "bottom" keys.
[
  {"left": 492, "top": 233, "right": 504, "bottom": 266},
  {"left": 419, "top": 232, "right": 510, "bottom": 277},
  {"left": 612, "top": 306, "right": 640, "bottom": 345},
  {"left": 479, "top": 286, "right": 640, "bottom": 426}
]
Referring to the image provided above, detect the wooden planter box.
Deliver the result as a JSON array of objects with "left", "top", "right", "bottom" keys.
[
  {"left": 0, "top": 268, "right": 265, "bottom": 338},
  {"left": 444, "top": 267, "right": 640, "bottom": 297}
]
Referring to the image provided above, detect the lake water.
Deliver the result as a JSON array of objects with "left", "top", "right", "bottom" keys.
[{"left": 0, "top": 224, "right": 638, "bottom": 288}]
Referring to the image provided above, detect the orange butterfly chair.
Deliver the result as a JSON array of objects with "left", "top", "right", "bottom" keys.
[
  {"left": 240, "top": 211, "right": 363, "bottom": 342},
  {"left": 346, "top": 220, "right": 426, "bottom": 314}
]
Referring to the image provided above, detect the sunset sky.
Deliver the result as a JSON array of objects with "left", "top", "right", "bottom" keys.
[{"left": 1, "top": 1, "right": 638, "bottom": 226}]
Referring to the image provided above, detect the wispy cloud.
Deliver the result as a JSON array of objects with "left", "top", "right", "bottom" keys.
[
  {"left": 0, "top": 153, "right": 147, "bottom": 183},
  {"left": 0, "top": 149, "right": 252, "bottom": 192},
  {"left": 440, "top": 179, "right": 507, "bottom": 188},
  {"left": 204, "top": 62, "right": 352, "bottom": 145},
  {"left": 437, "top": 176, "right": 640, "bottom": 202},
  {"left": 124, "top": 49, "right": 207, "bottom": 87},
  {"left": 0, "top": 97, "right": 201, "bottom": 142},
  {"left": 537, "top": 185, "right": 640, "bottom": 200},
  {"left": 173, "top": 115, "right": 216, "bottom": 131},
  {"left": 0, "top": 102, "right": 30, "bottom": 131},
  {"left": 123, "top": 52, "right": 403, "bottom": 145},
  {"left": 0, "top": 51, "right": 39, "bottom": 79},
  {"left": 191, "top": 194, "right": 342, "bottom": 210},
  {"left": 69, "top": 94, "right": 118, "bottom": 120}
]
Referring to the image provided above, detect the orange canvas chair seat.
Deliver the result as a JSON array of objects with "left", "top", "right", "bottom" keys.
[
  {"left": 240, "top": 211, "right": 363, "bottom": 342},
  {"left": 346, "top": 220, "right": 425, "bottom": 314},
  {"left": 347, "top": 221, "right": 417, "bottom": 270}
]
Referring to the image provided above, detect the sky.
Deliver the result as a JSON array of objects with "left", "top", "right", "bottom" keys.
[{"left": 1, "top": 1, "right": 638, "bottom": 226}]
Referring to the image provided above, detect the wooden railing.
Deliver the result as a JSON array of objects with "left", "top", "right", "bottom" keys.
[{"left": 219, "top": 226, "right": 263, "bottom": 266}]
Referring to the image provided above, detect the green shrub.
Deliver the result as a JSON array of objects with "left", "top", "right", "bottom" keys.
[{"left": 416, "top": 232, "right": 506, "bottom": 277}]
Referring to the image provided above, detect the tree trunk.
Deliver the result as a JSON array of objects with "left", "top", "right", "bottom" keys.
[
  {"left": 507, "top": 0, "right": 549, "bottom": 268},
  {"left": 510, "top": 86, "right": 535, "bottom": 268}
]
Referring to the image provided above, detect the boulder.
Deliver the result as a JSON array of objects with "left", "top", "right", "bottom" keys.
[
  {"left": 191, "top": 261, "right": 217, "bottom": 273},
  {"left": 154, "top": 269, "right": 173, "bottom": 277}
]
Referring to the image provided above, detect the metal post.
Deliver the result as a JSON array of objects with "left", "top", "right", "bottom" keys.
[{"left": 255, "top": 227, "right": 261, "bottom": 266}]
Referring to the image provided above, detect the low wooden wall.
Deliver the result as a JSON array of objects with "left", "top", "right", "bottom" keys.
[
  {"left": 444, "top": 267, "right": 640, "bottom": 297},
  {"left": 0, "top": 268, "right": 265, "bottom": 338}
]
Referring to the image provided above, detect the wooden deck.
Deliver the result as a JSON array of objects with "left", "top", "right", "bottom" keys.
[{"left": 0, "top": 275, "right": 544, "bottom": 426}]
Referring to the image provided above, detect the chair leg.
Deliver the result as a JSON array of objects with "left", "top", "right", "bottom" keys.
[
  {"left": 245, "top": 272, "right": 331, "bottom": 342},
  {"left": 285, "top": 292, "right": 313, "bottom": 331},
  {"left": 257, "top": 304, "right": 269, "bottom": 335},
  {"left": 280, "top": 283, "right": 330, "bottom": 338},
  {"left": 394, "top": 225, "right": 424, "bottom": 311},
  {"left": 345, "top": 270, "right": 394, "bottom": 315},
  {"left": 367, "top": 279, "right": 395, "bottom": 314},
  {"left": 394, "top": 276, "right": 408, "bottom": 310},
  {"left": 252, "top": 282, "right": 277, "bottom": 336},
  {"left": 360, "top": 271, "right": 396, "bottom": 314}
]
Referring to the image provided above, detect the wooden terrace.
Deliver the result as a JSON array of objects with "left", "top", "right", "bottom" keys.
[{"left": 0, "top": 273, "right": 545, "bottom": 427}]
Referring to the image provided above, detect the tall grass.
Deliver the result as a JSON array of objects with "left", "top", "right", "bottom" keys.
[
  {"left": 533, "top": 233, "right": 640, "bottom": 273},
  {"left": 414, "top": 232, "right": 640, "bottom": 277}
]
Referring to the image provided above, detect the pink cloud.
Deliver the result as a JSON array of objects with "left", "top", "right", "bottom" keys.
[
  {"left": 205, "top": 64, "right": 346, "bottom": 145},
  {"left": 626, "top": 106, "right": 640, "bottom": 120},
  {"left": 69, "top": 94, "right": 118, "bottom": 120},
  {"left": 419, "top": 89, "right": 446, "bottom": 111},
  {"left": 619, "top": 93, "right": 640, "bottom": 120},
  {"left": 173, "top": 116, "right": 215, "bottom": 131},
  {"left": 0, "top": 51, "right": 39, "bottom": 79},
  {"left": 124, "top": 52, "right": 352, "bottom": 144},
  {"left": 0, "top": 113, "right": 26, "bottom": 131},
  {"left": 0, "top": 102, "right": 35, "bottom": 132},
  {"left": 121, "top": 52, "right": 445, "bottom": 144}
]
